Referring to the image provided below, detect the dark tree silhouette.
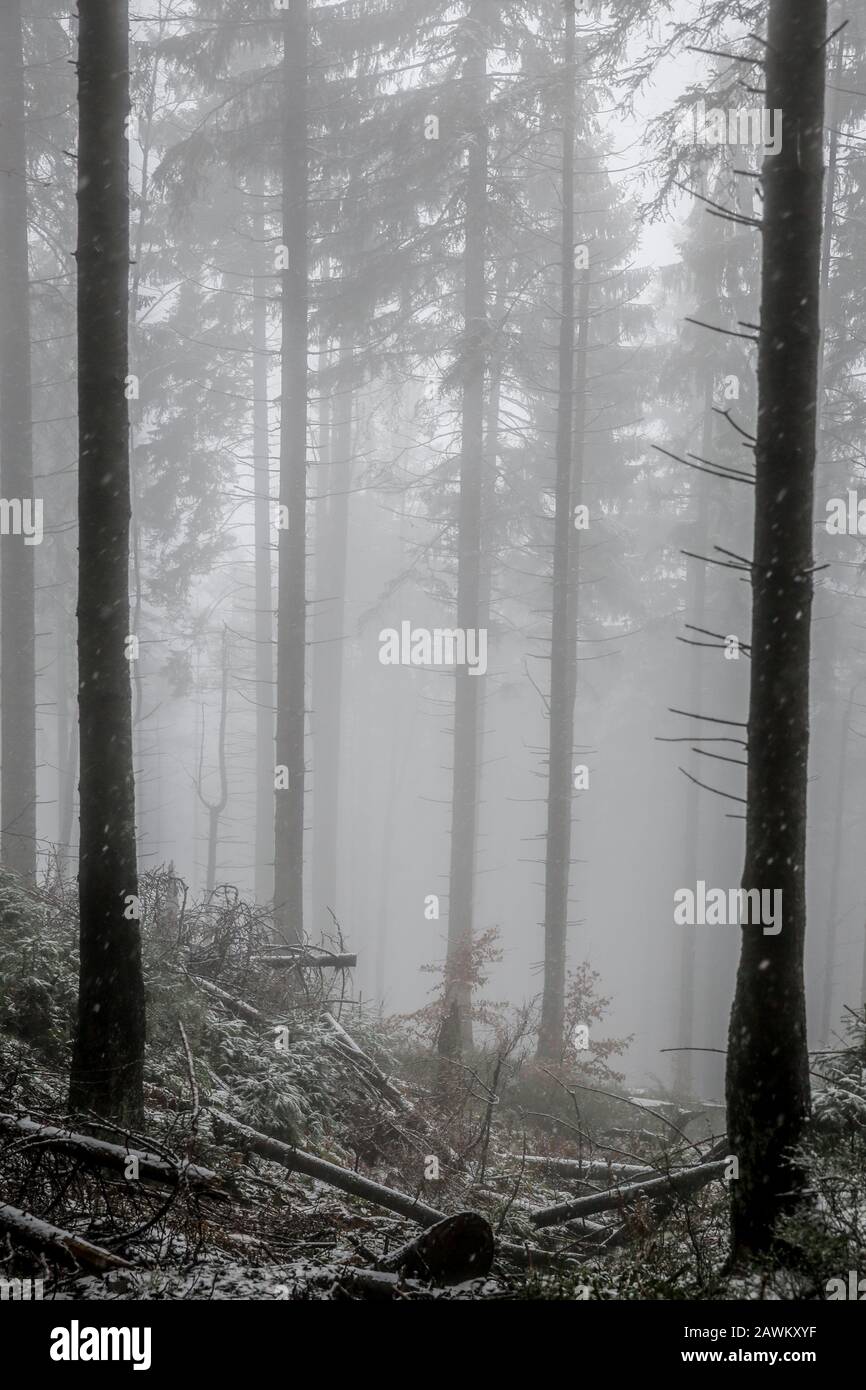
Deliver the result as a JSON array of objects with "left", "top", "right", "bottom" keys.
[
  {"left": 726, "top": 0, "right": 829, "bottom": 1254},
  {"left": 69, "top": 0, "right": 145, "bottom": 1128}
]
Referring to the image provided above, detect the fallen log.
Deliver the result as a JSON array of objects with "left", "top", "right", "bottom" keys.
[
  {"left": 185, "top": 973, "right": 270, "bottom": 1027},
  {"left": 210, "top": 1108, "right": 444, "bottom": 1226},
  {"left": 471, "top": 1187, "right": 607, "bottom": 1237},
  {"left": 376, "top": 1211, "right": 494, "bottom": 1283},
  {"left": 256, "top": 951, "right": 357, "bottom": 970},
  {"left": 0, "top": 1112, "right": 225, "bottom": 1196},
  {"left": 0, "top": 1203, "right": 133, "bottom": 1273},
  {"left": 530, "top": 1158, "right": 728, "bottom": 1230},
  {"left": 584, "top": 1138, "right": 734, "bottom": 1252},
  {"left": 517, "top": 1157, "right": 655, "bottom": 1183}
]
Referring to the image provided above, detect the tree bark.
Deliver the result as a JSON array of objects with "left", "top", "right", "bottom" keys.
[
  {"left": 538, "top": 2, "right": 577, "bottom": 1061},
  {"left": 274, "top": 0, "right": 309, "bottom": 944},
  {"left": 725, "top": 0, "right": 828, "bottom": 1255},
  {"left": 816, "top": 33, "right": 845, "bottom": 1046},
  {"left": 0, "top": 0, "right": 37, "bottom": 884},
  {"left": 311, "top": 341, "right": 352, "bottom": 931},
  {"left": 819, "top": 680, "right": 850, "bottom": 1043},
  {"left": 444, "top": 0, "right": 489, "bottom": 1051},
  {"left": 256, "top": 949, "right": 356, "bottom": 969},
  {"left": 197, "top": 626, "right": 230, "bottom": 897},
  {"left": 211, "top": 1108, "right": 445, "bottom": 1226},
  {"left": 69, "top": 0, "right": 145, "bottom": 1129},
  {"left": 0, "top": 1202, "right": 133, "bottom": 1273},
  {"left": 252, "top": 178, "right": 275, "bottom": 907},
  {"left": 55, "top": 538, "right": 78, "bottom": 876},
  {"left": 531, "top": 1158, "right": 728, "bottom": 1230},
  {"left": 0, "top": 1113, "right": 223, "bottom": 1193},
  {"left": 376, "top": 1211, "right": 494, "bottom": 1283}
]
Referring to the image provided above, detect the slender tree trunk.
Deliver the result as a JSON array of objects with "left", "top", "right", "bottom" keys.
[
  {"left": 537, "top": 1, "right": 577, "bottom": 1062},
  {"left": 478, "top": 315, "right": 500, "bottom": 643},
  {"left": 55, "top": 557, "right": 77, "bottom": 876},
  {"left": 566, "top": 264, "right": 589, "bottom": 719},
  {"left": 726, "top": 0, "right": 827, "bottom": 1255},
  {"left": 252, "top": 180, "right": 274, "bottom": 906},
  {"left": 473, "top": 310, "right": 501, "bottom": 831},
  {"left": 274, "top": 0, "right": 309, "bottom": 944},
  {"left": 312, "top": 341, "right": 352, "bottom": 931},
  {"left": 201, "top": 629, "right": 230, "bottom": 897},
  {"left": 311, "top": 367, "right": 334, "bottom": 927},
  {"left": 60, "top": 714, "right": 79, "bottom": 871},
  {"left": 128, "top": 42, "right": 159, "bottom": 867},
  {"left": 443, "top": 0, "right": 488, "bottom": 1051},
  {"left": 69, "top": 0, "right": 145, "bottom": 1128},
  {"left": 817, "top": 33, "right": 845, "bottom": 1045},
  {"left": 820, "top": 684, "right": 850, "bottom": 1043},
  {"left": 374, "top": 718, "right": 404, "bottom": 1006},
  {"left": 675, "top": 377, "right": 712, "bottom": 1094},
  {"left": 0, "top": 0, "right": 37, "bottom": 884}
]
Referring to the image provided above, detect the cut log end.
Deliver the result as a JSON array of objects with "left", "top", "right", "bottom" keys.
[{"left": 379, "top": 1210, "right": 495, "bottom": 1284}]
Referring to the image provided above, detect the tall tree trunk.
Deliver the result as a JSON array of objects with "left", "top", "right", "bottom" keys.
[
  {"left": 312, "top": 341, "right": 352, "bottom": 932},
  {"left": 55, "top": 548, "right": 77, "bottom": 877},
  {"left": 69, "top": 0, "right": 145, "bottom": 1128},
  {"left": 128, "top": 38, "right": 159, "bottom": 868},
  {"left": 252, "top": 180, "right": 274, "bottom": 906},
  {"left": 374, "top": 717, "right": 404, "bottom": 1007},
  {"left": 537, "top": 1, "right": 577, "bottom": 1062},
  {"left": 199, "top": 628, "right": 230, "bottom": 897},
  {"left": 274, "top": 0, "right": 309, "bottom": 944},
  {"left": 566, "top": 264, "right": 589, "bottom": 719},
  {"left": 819, "top": 683, "right": 850, "bottom": 1043},
  {"left": 725, "top": 0, "right": 828, "bottom": 1255},
  {"left": 443, "top": 0, "right": 488, "bottom": 1051},
  {"left": 817, "top": 32, "right": 845, "bottom": 1045},
  {"left": 473, "top": 304, "right": 501, "bottom": 832},
  {"left": 675, "top": 376, "right": 712, "bottom": 1095},
  {"left": 0, "top": 0, "right": 37, "bottom": 884},
  {"left": 57, "top": 535, "right": 79, "bottom": 875}
]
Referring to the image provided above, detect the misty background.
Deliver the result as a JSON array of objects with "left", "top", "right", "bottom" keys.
[{"left": 11, "top": 0, "right": 865, "bottom": 1101}]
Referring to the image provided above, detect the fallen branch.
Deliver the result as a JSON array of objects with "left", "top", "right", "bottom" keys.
[
  {"left": 185, "top": 973, "right": 270, "bottom": 1027},
  {"left": 530, "top": 1159, "right": 728, "bottom": 1230},
  {"left": 322, "top": 1012, "right": 461, "bottom": 1166},
  {"left": 256, "top": 951, "right": 357, "bottom": 970},
  {"left": 0, "top": 1112, "right": 225, "bottom": 1196},
  {"left": 210, "top": 1108, "right": 444, "bottom": 1226},
  {"left": 0, "top": 1203, "right": 133, "bottom": 1273},
  {"left": 322, "top": 1012, "right": 410, "bottom": 1113},
  {"left": 471, "top": 1187, "right": 607, "bottom": 1236},
  {"left": 593, "top": 1139, "right": 732, "bottom": 1248}
]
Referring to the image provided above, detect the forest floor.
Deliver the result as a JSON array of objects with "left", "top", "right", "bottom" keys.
[{"left": 0, "top": 868, "right": 863, "bottom": 1301}]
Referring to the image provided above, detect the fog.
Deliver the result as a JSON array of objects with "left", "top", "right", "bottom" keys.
[{"left": 0, "top": 0, "right": 864, "bottom": 1318}]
